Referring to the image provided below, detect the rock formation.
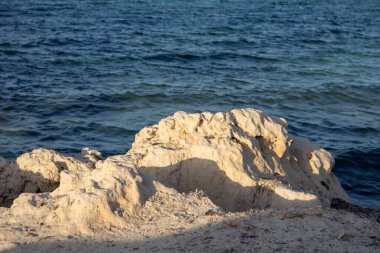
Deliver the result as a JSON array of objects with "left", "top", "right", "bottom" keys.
[
  {"left": 128, "top": 108, "right": 349, "bottom": 211},
  {"left": 0, "top": 108, "right": 349, "bottom": 235},
  {"left": 9, "top": 155, "right": 157, "bottom": 235},
  {"left": 0, "top": 148, "right": 90, "bottom": 207}
]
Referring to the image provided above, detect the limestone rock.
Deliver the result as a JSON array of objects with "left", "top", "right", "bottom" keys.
[
  {"left": 16, "top": 148, "right": 90, "bottom": 192},
  {"left": 128, "top": 108, "right": 349, "bottom": 211},
  {"left": 80, "top": 147, "right": 105, "bottom": 163},
  {"left": 0, "top": 108, "right": 351, "bottom": 236},
  {"left": 0, "top": 149, "right": 92, "bottom": 207},
  {"left": 0, "top": 157, "right": 24, "bottom": 207},
  {"left": 9, "top": 154, "right": 156, "bottom": 235}
]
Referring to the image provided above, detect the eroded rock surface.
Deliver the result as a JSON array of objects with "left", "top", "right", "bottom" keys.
[
  {"left": 0, "top": 157, "right": 22, "bottom": 207},
  {"left": 9, "top": 155, "right": 157, "bottom": 235},
  {"left": 129, "top": 108, "right": 349, "bottom": 211},
  {"left": 0, "top": 149, "right": 90, "bottom": 207},
  {"left": 0, "top": 108, "right": 350, "bottom": 236}
]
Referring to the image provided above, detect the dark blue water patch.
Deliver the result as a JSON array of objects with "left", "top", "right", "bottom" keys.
[{"left": 334, "top": 148, "right": 380, "bottom": 208}]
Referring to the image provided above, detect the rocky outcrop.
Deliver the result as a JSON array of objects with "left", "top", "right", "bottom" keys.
[
  {"left": 0, "top": 108, "right": 350, "bottom": 235},
  {"left": 9, "top": 155, "right": 157, "bottom": 235},
  {"left": 16, "top": 148, "right": 90, "bottom": 191},
  {"left": 129, "top": 108, "right": 349, "bottom": 211},
  {"left": 0, "top": 148, "right": 91, "bottom": 207}
]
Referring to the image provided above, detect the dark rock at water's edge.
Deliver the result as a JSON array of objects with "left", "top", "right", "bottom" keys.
[{"left": 331, "top": 198, "right": 380, "bottom": 222}]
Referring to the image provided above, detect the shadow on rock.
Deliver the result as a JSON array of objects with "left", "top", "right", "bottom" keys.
[
  {"left": 0, "top": 165, "right": 59, "bottom": 208},
  {"left": 140, "top": 158, "right": 319, "bottom": 212}
]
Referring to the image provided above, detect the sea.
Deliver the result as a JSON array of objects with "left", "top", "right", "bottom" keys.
[{"left": 0, "top": 0, "right": 379, "bottom": 208}]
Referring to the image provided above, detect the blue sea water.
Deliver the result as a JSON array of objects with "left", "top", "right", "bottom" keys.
[{"left": 0, "top": 0, "right": 379, "bottom": 208}]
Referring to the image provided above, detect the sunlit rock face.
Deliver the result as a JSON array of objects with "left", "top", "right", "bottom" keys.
[
  {"left": 6, "top": 154, "right": 157, "bottom": 235},
  {"left": 0, "top": 108, "right": 349, "bottom": 235},
  {"left": 129, "top": 108, "right": 349, "bottom": 211},
  {"left": 0, "top": 149, "right": 90, "bottom": 207}
]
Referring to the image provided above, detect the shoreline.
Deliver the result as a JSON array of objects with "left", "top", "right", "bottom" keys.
[{"left": 1, "top": 108, "right": 379, "bottom": 252}]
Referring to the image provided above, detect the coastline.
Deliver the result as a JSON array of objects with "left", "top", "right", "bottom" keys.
[{"left": 0, "top": 108, "right": 379, "bottom": 252}]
